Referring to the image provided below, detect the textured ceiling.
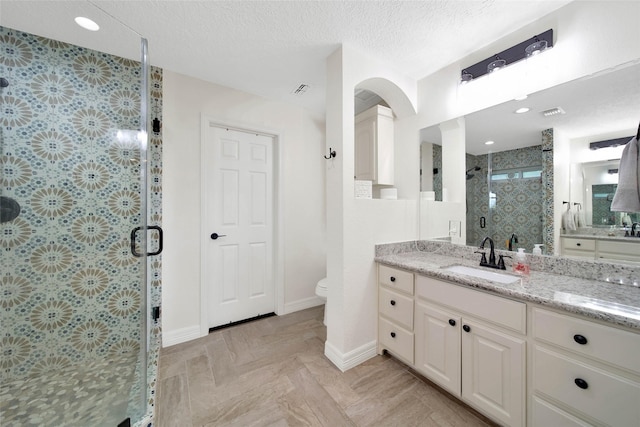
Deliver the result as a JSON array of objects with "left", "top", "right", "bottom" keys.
[{"left": 1, "top": 0, "right": 573, "bottom": 113}]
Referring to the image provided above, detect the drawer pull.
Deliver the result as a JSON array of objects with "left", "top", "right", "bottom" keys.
[
  {"left": 449, "top": 319, "right": 456, "bottom": 326},
  {"left": 573, "top": 334, "right": 588, "bottom": 345},
  {"left": 463, "top": 325, "right": 471, "bottom": 333},
  {"left": 390, "top": 300, "right": 396, "bottom": 306},
  {"left": 390, "top": 332, "right": 396, "bottom": 338},
  {"left": 574, "top": 378, "right": 589, "bottom": 390},
  {"left": 390, "top": 276, "right": 396, "bottom": 282}
]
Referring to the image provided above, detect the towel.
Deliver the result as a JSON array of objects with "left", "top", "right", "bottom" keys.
[
  {"left": 562, "top": 207, "right": 576, "bottom": 231},
  {"left": 611, "top": 136, "right": 640, "bottom": 212}
]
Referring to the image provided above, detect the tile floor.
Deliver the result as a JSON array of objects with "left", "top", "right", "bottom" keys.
[{"left": 155, "top": 305, "right": 495, "bottom": 426}]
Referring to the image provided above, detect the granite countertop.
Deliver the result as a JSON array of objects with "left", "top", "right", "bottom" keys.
[{"left": 375, "top": 247, "right": 640, "bottom": 331}]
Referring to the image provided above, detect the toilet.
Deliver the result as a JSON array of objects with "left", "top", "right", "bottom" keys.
[{"left": 315, "top": 277, "right": 328, "bottom": 326}]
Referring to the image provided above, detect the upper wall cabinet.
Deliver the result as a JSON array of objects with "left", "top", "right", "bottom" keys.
[{"left": 355, "top": 105, "right": 394, "bottom": 185}]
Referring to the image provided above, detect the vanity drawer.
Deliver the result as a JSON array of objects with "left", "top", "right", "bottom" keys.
[
  {"left": 379, "top": 317, "right": 413, "bottom": 363},
  {"left": 379, "top": 287, "right": 413, "bottom": 331},
  {"left": 379, "top": 265, "right": 414, "bottom": 295},
  {"left": 532, "top": 396, "right": 591, "bottom": 427},
  {"left": 533, "top": 346, "right": 640, "bottom": 426},
  {"left": 533, "top": 308, "right": 640, "bottom": 374},
  {"left": 416, "top": 276, "right": 526, "bottom": 334},
  {"left": 597, "top": 239, "right": 640, "bottom": 262},
  {"left": 562, "top": 238, "right": 595, "bottom": 251}
]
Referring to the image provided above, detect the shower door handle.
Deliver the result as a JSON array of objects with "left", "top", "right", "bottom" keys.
[{"left": 130, "top": 226, "right": 163, "bottom": 257}]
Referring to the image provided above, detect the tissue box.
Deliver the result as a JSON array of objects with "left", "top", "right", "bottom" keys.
[{"left": 354, "top": 180, "right": 372, "bottom": 199}]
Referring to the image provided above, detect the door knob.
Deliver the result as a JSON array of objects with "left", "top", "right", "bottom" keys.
[{"left": 210, "top": 233, "right": 227, "bottom": 240}]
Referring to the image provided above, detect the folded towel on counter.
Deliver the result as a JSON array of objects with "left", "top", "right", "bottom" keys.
[{"left": 611, "top": 136, "right": 640, "bottom": 212}]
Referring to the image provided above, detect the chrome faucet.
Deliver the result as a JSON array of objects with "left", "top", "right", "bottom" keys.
[{"left": 508, "top": 233, "right": 518, "bottom": 251}]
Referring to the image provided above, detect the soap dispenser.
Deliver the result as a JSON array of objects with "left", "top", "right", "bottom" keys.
[
  {"left": 513, "top": 248, "right": 530, "bottom": 275},
  {"left": 533, "top": 244, "right": 543, "bottom": 255}
]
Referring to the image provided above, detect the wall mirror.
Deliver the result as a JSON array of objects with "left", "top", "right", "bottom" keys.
[{"left": 419, "top": 60, "right": 640, "bottom": 255}]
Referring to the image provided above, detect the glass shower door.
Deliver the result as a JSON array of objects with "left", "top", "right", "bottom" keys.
[{"left": 0, "top": 9, "right": 156, "bottom": 425}]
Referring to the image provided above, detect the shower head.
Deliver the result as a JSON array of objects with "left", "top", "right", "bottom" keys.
[
  {"left": 465, "top": 166, "right": 481, "bottom": 180},
  {"left": 465, "top": 166, "right": 481, "bottom": 174}
]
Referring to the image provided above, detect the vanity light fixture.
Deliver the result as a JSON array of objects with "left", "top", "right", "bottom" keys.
[
  {"left": 75, "top": 16, "right": 100, "bottom": 31},
  {"left": 487, "top": 56, "right": 506, "bottom": 73},
  {"left": 460, "top": 29, "right": 553, "bottom": 83},
  {"left": 460, "top": 70, "right": 473, "bottom": 84},
  {"left": 589, "top": 136, "right": 633, "bottom": 150},
  {"left": 525, "top": 36, "right": 548, "bottom": 57},
  {"left": 515, "top": 107, "right": 530, "bottom": 114}
]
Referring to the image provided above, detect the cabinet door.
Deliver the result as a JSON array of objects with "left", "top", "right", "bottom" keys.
[
  {"left": 415, "top": 301, "right": 461, "bottom": 396},
  {"left": 355, "top": 117, "right": 376, "bottom": 181},
  {"left": 461, "top": 320, "right": 525, "bottom": 427}
]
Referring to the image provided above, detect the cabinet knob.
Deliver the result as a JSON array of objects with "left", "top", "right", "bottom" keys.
[
  {"left": 449, "top": 319, "right": 456, "bottom": 326},
  {"left": 574, "top": 378, "right": 589, "bottom": 389},
  {"left": 390, "top": 300, "right": 396, "bottom": 306},
  {"left": 390, "top": 332, "right": 396, "bottom": 338},
  {"left": 390, "top": 276, "right": 396, "bottom": 282},
  {"left": 573, "top": 334, "right": 588, "bottom": 345},
  {"left": 463, "top": 325, "right": 471, "bottom": 333},
  {"left": 576, "top": 243, "right": 581, "bottom": 247}
]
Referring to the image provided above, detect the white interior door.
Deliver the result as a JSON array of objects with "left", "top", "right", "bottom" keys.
[{"left": 203, "top": 125, "right": 274, "bottom": 329}]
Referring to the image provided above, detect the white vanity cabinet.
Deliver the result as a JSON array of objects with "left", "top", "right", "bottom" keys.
[
  {"left": 377, "top": 265, "right": 414, "bottom": 364},
  {"left": 415, "top": 276, "right": 526, "bottom": 427},
  {"left": 561, "top": 237, "right": 596, "bottom": 259},
  {"left": 560, "top": 236, "right": 640, "bottom": 262},
  {"left": 355, "top": 105, "right": 394, "bottom": 185},
  {"left": 597, "top": 239, "right": 640, "bottom": 262},
  {"left": 530, "top": 307, "right": 640, "bottom": 426}
]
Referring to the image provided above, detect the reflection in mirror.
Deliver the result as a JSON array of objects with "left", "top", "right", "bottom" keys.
[
  {"left": 420, "top": 142, "right": 441, "bottom": 201},
  {"left": 573, "top": 159, "right": 640, "bottom": 227},
  {"left": 465, "top": 147, "right": 544, "bottom": 251},
  {"left": 419, "top": 61, "right": 640, "bottom": 256}
]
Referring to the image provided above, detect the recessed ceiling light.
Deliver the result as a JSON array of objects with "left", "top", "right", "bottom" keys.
[
  {"left": 485, "top": 140, "right": 495, "bottom": 145},
  {"left": 515, "top": 107, "right": 530, "bottom": 114},
  {"left": 75, "top": 16, "right": 100, "bottom": 31},
  {"left": 514, "top": 95, "right": 528, "bottom": 101}
]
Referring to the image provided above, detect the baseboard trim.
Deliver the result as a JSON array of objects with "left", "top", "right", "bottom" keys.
[
  {"left": 324, "top": 339, "right": 377, "bottom": 372},
  {"left": 162, "top": 325, "right": 201, "bottom": 347},
  {"left": 282, "top": 295, "right": 324, "bottom": 315}
]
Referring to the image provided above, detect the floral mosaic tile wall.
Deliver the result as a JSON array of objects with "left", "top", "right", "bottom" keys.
[
  {"left": 541, "top": 129, "right": 554, "bottom": 255},
  {"left": 432, "top": 144, "right": 442, "bottom": 201},
  {"left": 466, "top": 145, "right": 544, "bottom": 251},
  {"left": 0, "top": 25, "right": 162, "bottom": 421}
]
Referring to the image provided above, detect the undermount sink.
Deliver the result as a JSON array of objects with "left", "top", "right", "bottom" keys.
[{"left": 444, "top": 265, "right": 521, "bottom": 284}]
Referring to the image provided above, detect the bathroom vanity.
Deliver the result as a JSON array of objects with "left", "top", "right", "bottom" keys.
[
  {"left": 560, "top": 234, "right": 640, "bottom": 263},
  {"left": 375, "top": 241, "right": 640, "bottom": 427}
]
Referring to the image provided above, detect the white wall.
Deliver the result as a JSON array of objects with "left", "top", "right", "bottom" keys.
[
  {"left": 324, "top": 45, "right": 418, "bottom": 371},
  {"left": 416, "top": 1, "right": 640, "bottom": 250},
  {"left": 416, "top": 1, "right": 640, "bottom": 130},
  {"left": 162, "top": 71, "right": 326, "bottom": 345}
]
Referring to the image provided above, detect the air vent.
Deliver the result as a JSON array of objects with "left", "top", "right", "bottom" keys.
[
  {"left": 541, "top": 107, "right": 565, "bottom": 117},
  {"left": 291, "top": 83, "right": 310, "bottom": 96}
]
